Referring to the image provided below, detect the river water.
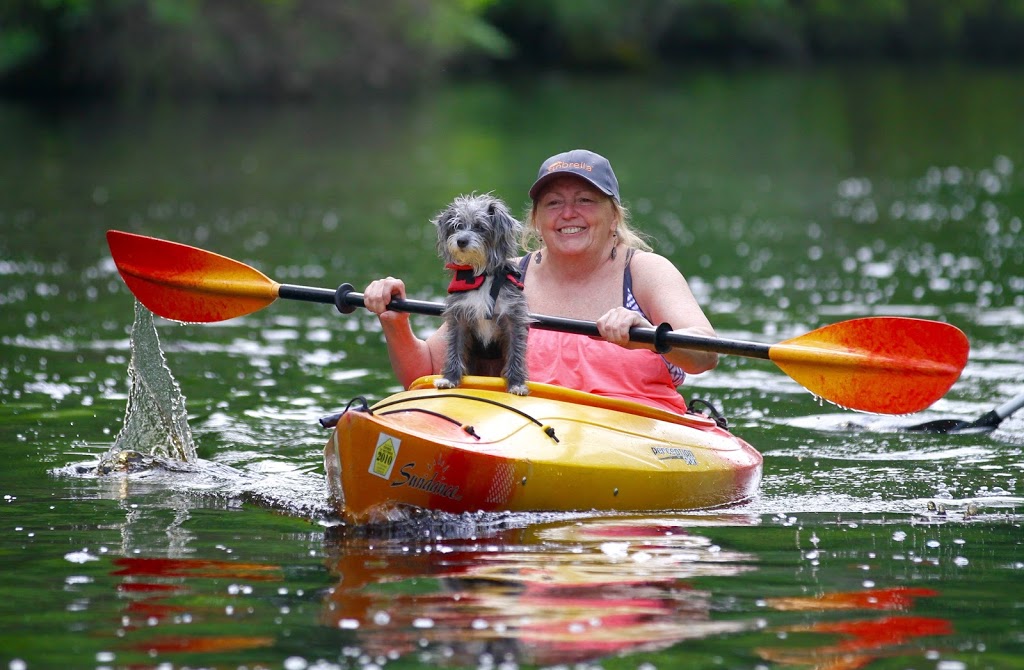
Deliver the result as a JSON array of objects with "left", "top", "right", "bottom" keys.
[{"left": 2, "top": 66, "right": 1022, "bottom": 669}]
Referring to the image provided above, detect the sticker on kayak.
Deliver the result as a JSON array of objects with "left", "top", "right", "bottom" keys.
[
  {"left": 651, "top": 446, "right": 698, "bottom": 465},
  {"left": 369, "top": 434, "right": 400, "bottom": 479}
]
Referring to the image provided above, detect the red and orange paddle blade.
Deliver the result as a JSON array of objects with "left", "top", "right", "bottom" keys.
[
  {"left": 769, "top": 317, "right": 969, "bottom": 415},
  {"left": 106, "top": 230, "right": 281, "bottom": 322}
]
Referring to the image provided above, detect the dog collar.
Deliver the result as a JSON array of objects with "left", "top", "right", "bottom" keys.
[
  {"left": 446, "top": 264, "right": 486, "bottom": 292},
  {"left": 445, "top": 263, "right": 525, "bottom": 294}
]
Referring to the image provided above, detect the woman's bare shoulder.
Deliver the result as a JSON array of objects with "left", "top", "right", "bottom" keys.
[{"left": 629, "top": 250, "right": 685, "bottom": 281}]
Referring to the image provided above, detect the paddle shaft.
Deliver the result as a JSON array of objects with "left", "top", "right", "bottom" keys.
[
  {"left": 993, "top": 391, "right": 1024, "bottom": 420},
  {"left": 904, "top": 389, "right": 1024, "bottom": 433},
  {"left": 281, "top": 283, "right": 771, "bottom": 360},
  {"left": 972, "top": 390, "right": 1024, "bottom": 429}
]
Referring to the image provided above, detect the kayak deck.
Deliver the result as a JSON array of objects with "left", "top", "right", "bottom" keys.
[{"left": 324, "top": 376, "right": 762, "bottom": 523}]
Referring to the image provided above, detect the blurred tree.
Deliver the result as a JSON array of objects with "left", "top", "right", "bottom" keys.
[
  {"left": 3, "top": 0, "right": 1023, "bottom": 99},
  {"left": 0, "top": 0, "right": 509, "bottom": 98},
  {"left": 486, "top": 0, "right": 1024, "bottom": 68}
]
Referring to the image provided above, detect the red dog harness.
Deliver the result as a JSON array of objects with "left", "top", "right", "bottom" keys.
[{"left": 446, "top": 263, "right": 525, "bottom": 296}]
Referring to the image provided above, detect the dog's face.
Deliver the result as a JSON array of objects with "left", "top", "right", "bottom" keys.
[{"left": 433, "top": 194, "right": 523, "bottom": 274}]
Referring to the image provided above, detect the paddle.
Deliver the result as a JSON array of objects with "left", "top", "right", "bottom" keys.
[
  {"left": 904, "top": 390, "right": 1024, "bottom": 434},
  {"left": 105, "top": 230, "right": 969, "bottom": 415}
]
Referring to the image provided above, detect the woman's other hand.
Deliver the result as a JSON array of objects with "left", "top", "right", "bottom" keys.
[
  {"left": 596, "top": 306, "right": 652, "bottom": 348},
  {"left": 363, "top": 277, "right": 408, "bottom": 324}
]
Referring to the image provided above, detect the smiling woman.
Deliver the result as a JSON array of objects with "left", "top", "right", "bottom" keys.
[{"left": 515, "top": 148, "right": 719, "bottom": 412}]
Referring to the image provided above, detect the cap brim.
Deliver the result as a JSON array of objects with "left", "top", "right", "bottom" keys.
[{"left": 529, "top": 172, "right": 616, "bottom": 200}]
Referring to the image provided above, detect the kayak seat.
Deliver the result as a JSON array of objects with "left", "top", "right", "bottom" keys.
[{"left": 409, "top": 375, "right": 720, "bottom": 431}]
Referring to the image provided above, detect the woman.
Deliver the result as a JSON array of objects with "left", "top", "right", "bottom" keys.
[{"left": 363, "top": 149, "right": 717, "bottom": 413}]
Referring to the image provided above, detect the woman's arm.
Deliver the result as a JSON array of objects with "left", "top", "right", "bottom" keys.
[
  {"left": 363, "top": 277, "right": 447, "bottom": 388},
  {"left": 595, "top": 252, "right": 718, "bottom": 374}
]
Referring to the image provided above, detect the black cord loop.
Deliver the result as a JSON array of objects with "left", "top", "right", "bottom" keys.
[{"left": 319, "top": 395, "right": 369, "bottom": 429}]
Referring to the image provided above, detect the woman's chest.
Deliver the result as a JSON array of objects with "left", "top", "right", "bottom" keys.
[{"left": 524, "top": 272, "right": 625, "bottom": 320}]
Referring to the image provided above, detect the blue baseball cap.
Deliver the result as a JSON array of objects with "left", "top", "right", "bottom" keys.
[{"left": 529, "top": 149, "right": 620, "bottom": 202}]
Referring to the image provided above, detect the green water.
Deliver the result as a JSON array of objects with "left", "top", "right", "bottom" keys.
[{"left": 2, "top": 65, "right": 1022, "bottom": 669}]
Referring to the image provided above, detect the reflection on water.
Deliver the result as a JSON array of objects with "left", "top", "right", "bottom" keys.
[
  {"left": 72, "top": 510, "right": 967, "bottom": 669},
  {"left": 758, "top": 615, "right": 952, "bottom": 670},
  {"left": 323, "top": 516, "right": 754, "bottom": 666},
  {"left": 31, "top": 498, "right": 1003, "bottom": 670},
  {"left": 758, "top": 585, "right": 949, "bottom": 670},
  {"left": 318, "top": 515, "right": 954, "bottom": 669},
  {"left": 111, "top": 555, "right": 281, "bottom": 657}
]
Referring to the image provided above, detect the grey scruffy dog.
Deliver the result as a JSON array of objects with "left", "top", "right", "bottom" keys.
[{"left": 433, "top": 193, "right": 530, "bottom": 395}]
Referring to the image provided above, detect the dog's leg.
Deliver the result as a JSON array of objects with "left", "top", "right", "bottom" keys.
[
  {"left": 499, "top": 310, "right": 530, "bottom": 396},
  {"left": 435, "top": 316, "right": 466, "bottom": 389}
]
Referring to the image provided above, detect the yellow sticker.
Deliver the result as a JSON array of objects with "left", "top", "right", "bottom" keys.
[{"left": 369, "top": 434, "right": 400, "bottom": 479}]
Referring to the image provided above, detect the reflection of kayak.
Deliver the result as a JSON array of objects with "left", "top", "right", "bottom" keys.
[
  {"left": 322, "top": 517, "right": 754, "bottom": 666},
  {"left": 323, "top": 376, "right": 762, "bottom": 523}
]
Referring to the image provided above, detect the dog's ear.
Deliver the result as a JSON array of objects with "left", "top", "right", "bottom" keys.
[
  {"left": 431, "top": 206, "right": 452, "bottom": 258},
  {"left": 431, "top": 205, "right": 450, "bottom": 230},
  {"left": 487, "top": 198, "right": 523, "bottom": 260}
]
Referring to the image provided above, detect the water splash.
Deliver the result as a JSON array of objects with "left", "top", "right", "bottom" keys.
[{"left": 102, "top": 300, "right": 196, "bottom": 466}]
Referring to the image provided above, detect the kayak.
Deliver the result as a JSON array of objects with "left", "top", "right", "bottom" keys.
[{"left": 323, "top": 376, "right": 763, "bottom": 524}]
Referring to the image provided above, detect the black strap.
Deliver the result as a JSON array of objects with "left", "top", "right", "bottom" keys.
[{"left": 488, "top": 265, "right": 523, "bottom": 303}]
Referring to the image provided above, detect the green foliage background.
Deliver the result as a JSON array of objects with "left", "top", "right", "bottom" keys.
[{"left": 3, "top": 0, "right": 1024, "bottom": 97}]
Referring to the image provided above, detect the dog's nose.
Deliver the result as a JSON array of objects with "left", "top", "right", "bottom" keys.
[{"left": 457, "top": 237, "right": 469, "bottom": 249}]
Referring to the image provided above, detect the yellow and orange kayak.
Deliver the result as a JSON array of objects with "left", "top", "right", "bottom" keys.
[{"left": 324, "top": 376, "right": 762, "bottom": 524}]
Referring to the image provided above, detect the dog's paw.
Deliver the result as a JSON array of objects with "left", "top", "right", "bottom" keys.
[
  {"left": 434, "top": 378, "right": 459, "bottom": 390},
  {"left": 507, "top": 384, "right": 530, "bottom": 396}
]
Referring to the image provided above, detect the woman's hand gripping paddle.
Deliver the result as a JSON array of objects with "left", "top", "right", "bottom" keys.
[{"left": 106, "top": 230, "right": 969, "bottom": 415}]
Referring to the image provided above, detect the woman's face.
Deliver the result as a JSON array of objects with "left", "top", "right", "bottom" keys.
[{"left": 533, "top": 176, "right": 616, "bottom": 257}]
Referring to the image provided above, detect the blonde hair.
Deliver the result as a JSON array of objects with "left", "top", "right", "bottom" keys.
[{"left": 522, "top": 197, "right": 654, "bottom": 253}]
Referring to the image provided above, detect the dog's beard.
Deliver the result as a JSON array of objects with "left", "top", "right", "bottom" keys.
[{"left": 445, "top": 237, "right": 490, "bottom": 273}]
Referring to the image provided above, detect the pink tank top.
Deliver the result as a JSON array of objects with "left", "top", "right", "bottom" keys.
[
  {"left": 519, "top": 252, "right": 689, "bottom": 414},
  {"left": 526, "top": 329, "right": 689, "bottom": 413}
]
